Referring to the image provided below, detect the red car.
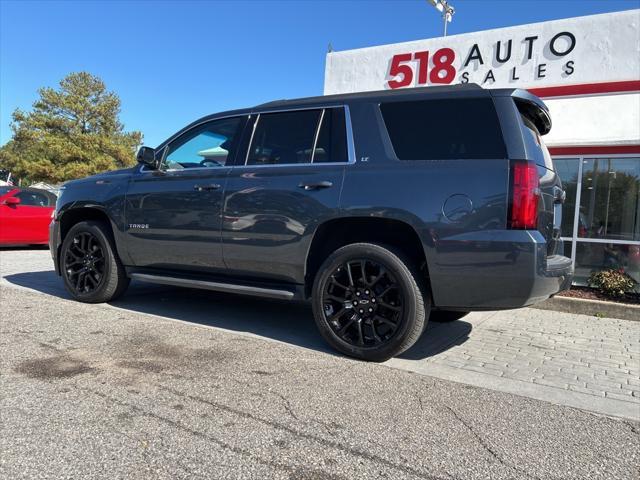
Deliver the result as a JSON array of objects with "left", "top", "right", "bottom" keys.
[{"left": 0, "top": 186, "right": 57, "bottom": 246}]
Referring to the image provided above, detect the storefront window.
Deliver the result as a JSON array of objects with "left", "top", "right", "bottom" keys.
[
  {"left": 553, "top": 156, "right": 640, "bottom": 292},
  {"left": 578, "top": 158, "right": 640, "bottom": 241},
  {"left": 553, "top": 158, "right": 579, "bottom": 237},
  {"left": 574, "top": 242, "right": 640, "bottom": 287}
]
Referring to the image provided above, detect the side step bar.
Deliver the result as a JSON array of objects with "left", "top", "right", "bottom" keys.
[{"left": 130, "top": 273, "right": 295, "bottom": 300}]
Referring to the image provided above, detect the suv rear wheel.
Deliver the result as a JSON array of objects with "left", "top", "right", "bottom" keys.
[
  {"left": 60, "top": 220, "right": 129, "bottom": 303},
  {"left": 312, "top": 243, "right": 428, "bottom": 362}
]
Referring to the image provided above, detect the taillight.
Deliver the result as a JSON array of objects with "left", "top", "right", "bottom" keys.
[{"left": 509, "top": 161, "right": 539, "bottom": 229}]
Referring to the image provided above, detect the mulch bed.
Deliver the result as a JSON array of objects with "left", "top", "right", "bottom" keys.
[{"left": 558, "top": 286, "right": 640, "bottom": 305}]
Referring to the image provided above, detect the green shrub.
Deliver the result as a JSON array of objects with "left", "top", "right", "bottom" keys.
[{"left": 588, "top": 269, "right": 637, "bottom": 298}]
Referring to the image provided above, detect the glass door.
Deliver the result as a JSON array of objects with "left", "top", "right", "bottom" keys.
[{"left": 554, "top": 156, "right": 640, "bottom": 290}]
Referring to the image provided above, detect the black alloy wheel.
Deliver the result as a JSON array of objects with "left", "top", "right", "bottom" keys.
[
  {"left": 312, "top": 243, "right": 428, "bottom": 362},
  {"left": 64, "top": 231, "right": 106, "bottom": 294},
  {"left": 60, "top": 221, "right": 130, "bottom": 303},
  {"left": 322, "top": 259, "right": 404, "bottom": 348}
]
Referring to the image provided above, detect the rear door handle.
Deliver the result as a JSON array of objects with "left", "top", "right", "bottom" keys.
[
  {"left": 298, "top": 181, "right": 333, "bottom": 191},
  {"left": 194, "top": 184, "right": 221, "bottom": 191}
]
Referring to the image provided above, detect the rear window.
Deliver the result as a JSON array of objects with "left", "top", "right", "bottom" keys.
[{"left": 380, "top": 98, "right": 507, "bottom": 160}]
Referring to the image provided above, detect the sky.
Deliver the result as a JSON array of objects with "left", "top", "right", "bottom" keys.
[{"left": 1, "top": 0, "right": 638, "bottom": 147}]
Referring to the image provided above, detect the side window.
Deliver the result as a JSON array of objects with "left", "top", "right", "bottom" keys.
[
  {"left": 15, "top": 191, "right": 50, "bottom": 207},
  {"left": 164, "top": 117, "right": 243, "bottom": 170},
  {"left": 246, "top": 110, "right": 321, "bottom": 166},
  {"left": 313, "top": 108, "right": 348, "bottom": 163},
  {"left": 380, "top": 98, "right": 507, "bottom": 160}
]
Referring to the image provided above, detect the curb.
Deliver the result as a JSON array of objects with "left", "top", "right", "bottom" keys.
[{"left": 532, "top": 295, "right": 640, "bottom": 321}]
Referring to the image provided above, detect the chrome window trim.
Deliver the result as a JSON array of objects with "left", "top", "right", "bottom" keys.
[
  {"left": 138, "top": 165, "right": 232, "bottom": 174},
  {"left": 310, "top": 109, "right": 325, "bottom": 164},
  {"left": 244, "top": 113, "right": 261, "bottom": 166},
  {"left": 138, "top": 104, "right": 357, "bottom": 174}
]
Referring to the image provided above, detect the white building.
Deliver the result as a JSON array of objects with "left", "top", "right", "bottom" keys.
[{"left": 324, "top": 9, "right": 640, "bottom": 287}]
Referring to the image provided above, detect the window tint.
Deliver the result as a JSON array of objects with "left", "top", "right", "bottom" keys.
[
  {"left": 247, "top": 110, "right": 321, "bottom": 166},
  {"left": 380, "top": 98, "right": 507, "bottom": 160},
  {"left": 313, "top": 108, "right": 348, "bottom": 163},
  {"left": 165, "top": 117, "right": 242, "bottom": 170},
  {"left": 15, "top": 190, "right": 50, "bottom": 207}
]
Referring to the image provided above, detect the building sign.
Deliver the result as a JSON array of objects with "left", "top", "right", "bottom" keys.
[{"left": 324, "top": 10, "right": 640, "bottom": 94}]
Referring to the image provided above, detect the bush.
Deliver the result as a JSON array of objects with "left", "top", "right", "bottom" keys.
[{"left": 588, "top": 269, "right": 637, "bottom": 298}]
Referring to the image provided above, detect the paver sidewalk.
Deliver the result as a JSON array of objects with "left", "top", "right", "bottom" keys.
[{"left": 389, "top": 308, "right": 640, "bottom": 419}]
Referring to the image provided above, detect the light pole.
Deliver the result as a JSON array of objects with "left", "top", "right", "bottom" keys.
[{"left": 427, "top": 0, "right": 455, "bottom": 37}]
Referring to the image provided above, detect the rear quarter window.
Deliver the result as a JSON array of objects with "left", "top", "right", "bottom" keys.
[{"left": 380, "top": 98, "right": 507, "bottom": 160}]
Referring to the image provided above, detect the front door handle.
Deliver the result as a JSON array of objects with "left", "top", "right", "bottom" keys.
[
  {"left": 298, "top": 181, "right": 333, "bottom": 191},
  {"left": 194, "top": 184, "right": 221, "bottom": 191}
]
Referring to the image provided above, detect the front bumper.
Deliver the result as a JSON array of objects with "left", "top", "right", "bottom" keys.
[{"left": 429, "top": 230, "right": 573, "bottom": 310}]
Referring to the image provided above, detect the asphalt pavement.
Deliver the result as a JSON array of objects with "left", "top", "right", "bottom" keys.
[{"left": 1, "top": 249, "right": 639, "bottom": 479}]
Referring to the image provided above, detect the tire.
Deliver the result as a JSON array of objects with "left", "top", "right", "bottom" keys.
[
  {"left": 60, "top": 220, "right": 129, "bottom": 303},
  {"left": 430, "top": 310, "right": 469, "bottom": 322},
  {"left": 312, "top": 242, "right": 429, "bottom": 362}
]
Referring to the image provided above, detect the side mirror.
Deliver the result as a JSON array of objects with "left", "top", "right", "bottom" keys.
[
  {"left": 3, "top": 196, "right": 20, "bottom": 206},
  {"left": 137, "top": 146, "right": 158, "bottom": 169}
]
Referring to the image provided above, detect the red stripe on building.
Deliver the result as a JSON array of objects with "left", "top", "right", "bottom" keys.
[
  {"left": 528, "top": 80, "right": 640, "bottom": 98},
  {"left": 549, "top": 145, "right": 640, "bottom": 156}
]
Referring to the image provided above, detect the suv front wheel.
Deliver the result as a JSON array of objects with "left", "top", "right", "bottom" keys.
[
  {"left": 60, "top": 220, "right": 130, "bottom": 303},
  {"left": 312, "top": 243, "right": 429, "bottom": 362}
]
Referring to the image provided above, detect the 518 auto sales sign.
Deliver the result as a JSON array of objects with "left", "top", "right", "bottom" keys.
[{"left": 324, "top": 10, "right": 640, "bottom": 94}]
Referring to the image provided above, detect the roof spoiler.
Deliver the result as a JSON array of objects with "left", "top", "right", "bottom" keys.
[{"left": 511, "top": 89, "right": 552, "bottom": 135}]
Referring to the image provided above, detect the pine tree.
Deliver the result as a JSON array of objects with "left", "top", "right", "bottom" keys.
[{"left": 0, "top": 72, "right": 142, "bottom": 184}]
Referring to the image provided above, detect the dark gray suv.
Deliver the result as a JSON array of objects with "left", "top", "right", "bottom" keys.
[{"left": 50, "top": 84, "right": 572, "bottom": 361}]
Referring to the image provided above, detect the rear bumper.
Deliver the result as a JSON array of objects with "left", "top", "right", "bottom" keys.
[
  {"left": 49, "top": 220, "right": 61, "bottom": 275},
  {"left": 429, "top": 230, "right": 573, "bottom": 310}
]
